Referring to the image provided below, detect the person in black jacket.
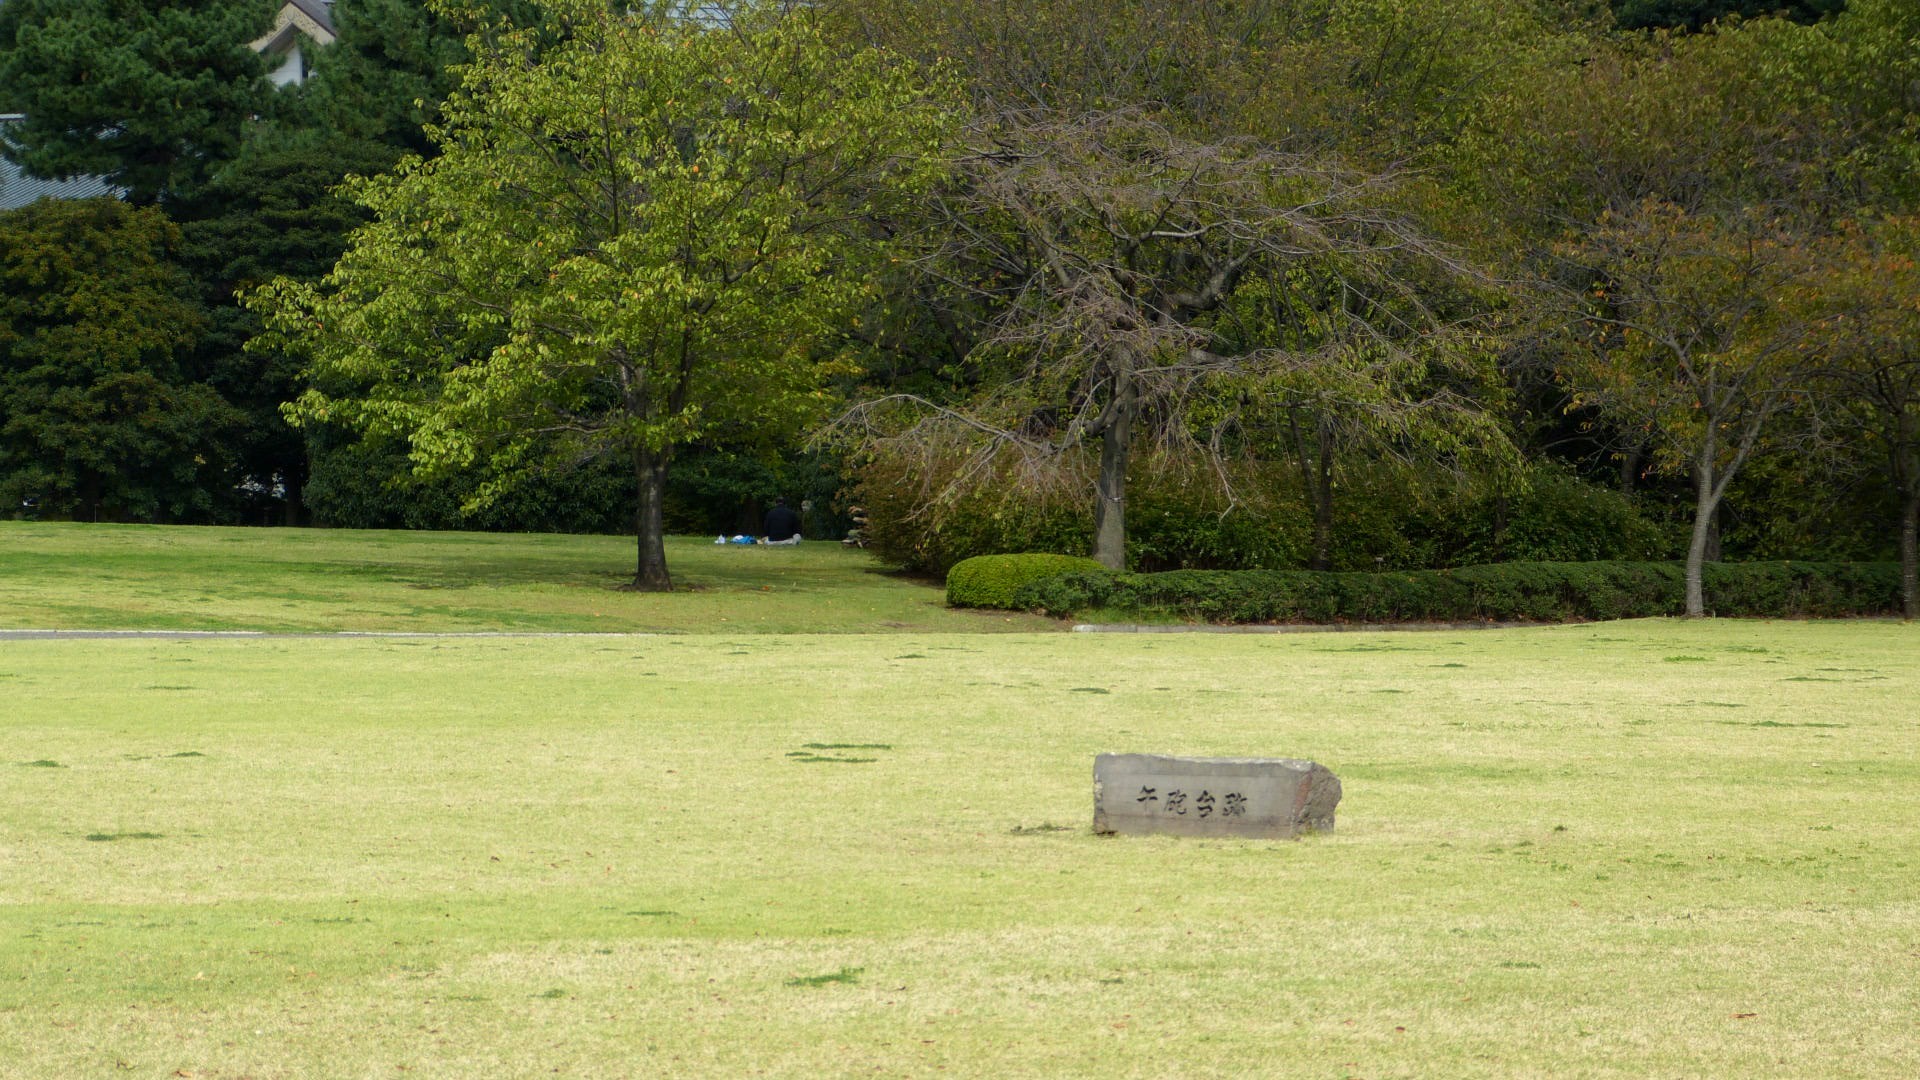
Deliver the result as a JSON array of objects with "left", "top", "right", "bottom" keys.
[{"left": 762, "top": 497, "right": 802, "bottom": 544}]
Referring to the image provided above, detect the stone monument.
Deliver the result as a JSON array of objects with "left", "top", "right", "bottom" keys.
[{"left": 1093, "top": 754, "right": 1341, "bottom": 839}]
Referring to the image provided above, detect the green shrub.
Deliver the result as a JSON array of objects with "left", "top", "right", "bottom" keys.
[
  {"left": 1418, "top": 469, "right": 1678, "bottom": 564},
  {"left": 947, "top": 554, "right": 1110, "bottom": 609},
  {"left": 1008, "top": 561, "right": 1901, "bottom": 622}
]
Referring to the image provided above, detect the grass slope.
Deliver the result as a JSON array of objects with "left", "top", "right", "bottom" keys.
[
  {"left": 3, "top": 620, "right": 1917, "bottom": 1078},
  {"left": 0, "top": 522, "right": 1056, "bottom": 633}
]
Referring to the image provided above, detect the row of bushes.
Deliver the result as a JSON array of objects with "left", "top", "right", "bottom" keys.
[{"left": 950, "top": 556, "right": 1904, "bottom": 622}]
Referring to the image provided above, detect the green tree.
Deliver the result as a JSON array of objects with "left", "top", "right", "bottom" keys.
[
  {"left": 287, "top": 0, "right": 469, "bottom": 157},
  {"left": 182, "top": 0, "right": 551, "bottom": 524},
  {"left": 1213, "top": 262, "right": 1515, "bottom": 571},
  {"left": 254, "top": 0, "right": 952, "bottom": 589},
  {"left": 0, "top": 199, "right": 242, "bottom": 521},
  {"left": 0, "top": 0, "right": 273, "bottom": 206},
  {"left": 284, "top": 0, "right": 553, "bottom": 157}
]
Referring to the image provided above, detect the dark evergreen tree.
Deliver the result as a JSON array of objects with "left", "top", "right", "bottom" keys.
[
  {"left": 0, "top": 199, "right": 243, "bottom": 521},
  {"left": 284, "top": 0, "right": 474, "bottom": 159}
]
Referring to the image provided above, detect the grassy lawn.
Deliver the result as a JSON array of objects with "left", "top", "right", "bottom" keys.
[
  {"left": 0, "top": 522, "right": 1056, "bottom": 633},
  {"left": 3, "top": 605, "right": 1916, "bottom": 1077}
]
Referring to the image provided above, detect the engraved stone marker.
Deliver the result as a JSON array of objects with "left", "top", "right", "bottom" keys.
[{"left": 1093, "top": 754, "right": 1341, "bottom": 839}]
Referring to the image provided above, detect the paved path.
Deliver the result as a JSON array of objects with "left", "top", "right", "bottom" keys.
[
  {"left": 2, "top": 619, "right": 1893, "bottom": 640},
  {"left": 0, "top": 629, "right": 650, "bottom": 640},
  {"left": 1073, "top": 621, "right": 1535, "bottom": 633}
]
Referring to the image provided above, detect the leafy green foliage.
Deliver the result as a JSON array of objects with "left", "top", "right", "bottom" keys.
[
  {"left": 1414, "top": 467, "right": 1677, "bottom": 564},
  {"left": 1009, "top": 560, "right": 1902, "bottom": 622},
  {"left": 302, "top": 425, "right": 638, "bottom": 532},
  {"left": 0, "top": 199, "right": 241, "bottom": 521},
  {"left": 0, "top": 0, "right": 273, "bottom": 205},
  {"left": 945, "top": 553, "right": 1108, "bottom": 609}
]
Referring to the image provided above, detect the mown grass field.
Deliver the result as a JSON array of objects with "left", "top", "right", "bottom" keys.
[
  {"left": 1, "top": 523, "right": 1916, "bottom": 1078},
  {"left": 0, "top": 522, "right": 1055, "bottom": 633}
]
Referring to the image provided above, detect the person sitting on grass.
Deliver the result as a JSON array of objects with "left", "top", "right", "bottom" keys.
[{"left": 761, "top": 497, "right": 802, "bottom": 546}]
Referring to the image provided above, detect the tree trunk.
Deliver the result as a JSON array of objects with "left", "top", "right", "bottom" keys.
[
  {"left": 1092, "top": 374, "right": 1136, "bottom": 571},
  {"left": 285, "top": 472, "right": 304, "bottom": 528},
  {"left": 80, "top": 472, "right": 101, "bottom": 523},
  {"left": 1684, "top": 464, "right": 1718, "bottom": 618},
  {"left": 1619, "top": 443, "right": 1643, "bottom": 495},
  {"left": 1901, "top": 488, "right": 1918, "bottom": 621},
  {"left": 1310, "top": 421, "right": 1334, "bottom": 572},
  {"left": 1288, "top": 408, "right": 1335, "bottom": 571},
  {"left": 1891, "top": 423, "right": 1919, "bottom": 621},
  {"left": 632, "top": 446, "right": 673, "bottom": 591}
]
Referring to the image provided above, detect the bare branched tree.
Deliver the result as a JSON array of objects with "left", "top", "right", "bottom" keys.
[{"left": 835, "top": 109, "right": 1496, "bottom": 569}]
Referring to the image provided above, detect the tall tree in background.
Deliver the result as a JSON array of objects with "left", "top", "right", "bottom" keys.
[
  {"left": 176, "top": 135, "right": 401, "bottom": 523},
  {"left": 1741, "top": 0, "right": 1920, "bottom": 208},
  {"left": 288, "top": 0, "right": 472, "bottom": 158},
  {"left": 826, "top": 0, "right": 1573, "bottom": 163},
  {"left": 256, "top": 0, "right": 952, "bottom": 588},
  {"left": 170, "top": 0, "right": 514, "bottom": 523},
  {"left": 1214, "top": 262, "right": 1513, "bottom": 570},
  {"left": 0, "top": 0, "right": 272, "bottom": 205},
  {"left": 286, "top": 0, "right": 555, "bottom": 157}
]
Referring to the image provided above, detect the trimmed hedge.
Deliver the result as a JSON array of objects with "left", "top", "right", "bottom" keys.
[
  {"left": 1005, "top": 561, "right": 1903, "bottom": 623},
  {"left": 947, "top": 553, "right": 1109, "bottom": 609}
]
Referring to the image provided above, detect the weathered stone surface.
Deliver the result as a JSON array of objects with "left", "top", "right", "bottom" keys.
[{"left": 1093, "top": 754, "right": 1341, "bottom": 839}]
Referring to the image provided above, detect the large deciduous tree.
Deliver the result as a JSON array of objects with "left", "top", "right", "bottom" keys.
[
  {"left": 0, "top": 199, "right": 242, "bottom": 521},
  {"left": 254, "top": 0, "right": 951, "bottom": 588},
  {"left": 0, "top": 0, "right": 273, "bottom": 206}
]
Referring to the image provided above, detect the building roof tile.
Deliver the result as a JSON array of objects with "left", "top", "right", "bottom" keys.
[{"left": 0, "top": 119, "right": 119, "bottom": 212}]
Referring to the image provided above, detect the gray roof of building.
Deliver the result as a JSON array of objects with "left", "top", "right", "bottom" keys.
[
  {"left": 288, "top": 0, "right": 336, "bottom": 35},
  {"left": 0, "top": 118, "right": 121, "bottom": 212}
]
